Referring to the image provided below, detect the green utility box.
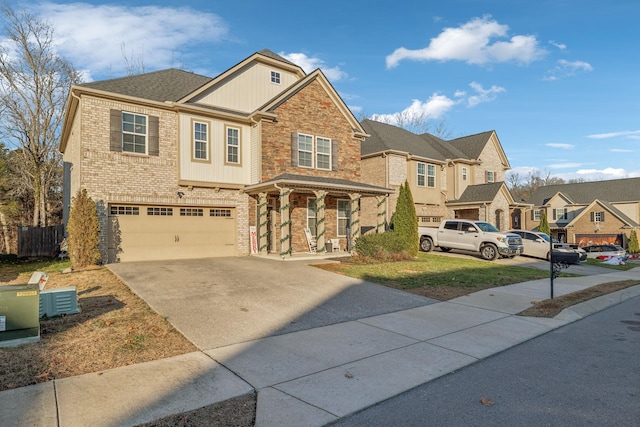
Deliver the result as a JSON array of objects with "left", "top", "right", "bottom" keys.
[{"left": 0, "top": 283, "right": 40, "bottom": 347}]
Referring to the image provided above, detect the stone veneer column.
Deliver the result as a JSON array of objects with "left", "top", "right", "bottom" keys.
[
  {"left": 279, "top": 187, "right": 292, "bottom": 256},
  {"left": 313, "top": 190, "right": 327, "bottom": 253},
  {"left": 257, "top": 192, "right": 268, "bottom": 254},
  {"left": 349, "top": 193, "right": 361, "bottom": 251}
]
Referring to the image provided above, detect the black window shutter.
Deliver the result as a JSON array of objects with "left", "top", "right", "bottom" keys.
[
  {"left": 291, "top": 132, "right": 299, "bottom": 167},
  {"left": 531, "top": 210, "right": 534, "bottom": 220},
  {"left": 148, "top": 115, "right": 159, "bottom": 156},
  {"left": 590, "top": 212, "right": 595, "bottom": 222},
  {"left": 110, "top": 109, "right": 122, "bottom": 151},
  {"left": 553, "top": 209, "right": 557, "bottom": 220},
  {"left": 601, "top": 211, "right": 605, "bottom": 221},
  {"left": 331, "top": 139, "right": 338, "bottom": 171}
]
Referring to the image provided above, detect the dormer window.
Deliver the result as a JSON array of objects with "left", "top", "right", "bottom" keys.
[{"left": 270, "top": 71, "right": 281, "bottom": 84}]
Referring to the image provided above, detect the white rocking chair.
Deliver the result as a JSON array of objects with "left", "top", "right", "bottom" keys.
[{"left": 304, "top": 227, "right": 317, "bottom": 253}]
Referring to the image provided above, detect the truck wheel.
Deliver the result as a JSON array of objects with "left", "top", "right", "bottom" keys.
[
  {"left": 420, "top": 237, "right": 433, "bottom": 252},
  {"left": 481, "top": 243, "right": 498, "bottom": 260},
  {"left": 440, "top": 247, "right": 452, "bottom": 252}
]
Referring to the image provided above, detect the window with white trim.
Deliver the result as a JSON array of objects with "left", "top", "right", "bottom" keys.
[
  {"left": 417, "top": 162, "right": 426, "bottom": 186},
  {"left": 592, "top": 211, "right": 605, "bottom": 222},
  {"left": 338, "top": 200, "right": 350, "bottom": 237},
  {"left": 122, "top": 112, "right": 147, "bottom": 154},
  {"left": 298, "top": 133, "right": 314, "bottom": 168},
  {"left": 555, "top": 208, "right": 567, "bottom": 221},
  {"left": 316, "top": 137, "right": 331, "bottom": 170},
  {"left": 532, "top": 209, "right": 542, "bottom": 221},
  {"left": 486, "top": 171, "right": 495, "bottom": 183},
  {"left": 427, "top": 164, "right": 436, "bottom": 187},
  {"left": 193, "top": 121, "right": 208, "bottom": 160},
  {"left": 226, "top": 126, "right": 240, "bottom": 164},
  {"left": 307, "top": 198, "right": 317, "bottom": 236},
  {"left": 270, "top": 71, "right": 281, "bottom": 84},
  {"left": 462, "top": 167, "right": 467, "bottom": 181}
]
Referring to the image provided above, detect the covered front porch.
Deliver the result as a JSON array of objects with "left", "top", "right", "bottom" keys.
[{"left": 245, "top": 174, "right": 392, "bottom": 257}]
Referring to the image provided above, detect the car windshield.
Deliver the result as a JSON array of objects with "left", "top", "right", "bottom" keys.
[
  {"left": 476, "top": 222, "right": 498, "bottom": 232},
  {"left": 538, "top": 233, "right": 551, "bottom": 242}
]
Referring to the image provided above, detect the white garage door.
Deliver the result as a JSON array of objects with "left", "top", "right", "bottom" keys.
[{"left": 108, "top": 205, "right": 236, "bottom": 262}]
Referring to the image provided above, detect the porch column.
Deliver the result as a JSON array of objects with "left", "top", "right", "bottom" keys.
[
  {"left": 279, "top": 187, "right": 292, "bottom": 256},
  {"left": 257, "top": 192, "right": 268, "bottom": 254},
  {"left": 376, "top": 195, "right": 388, "bottom": 233},
  {"left": 349, "top": 193, "right": 361, "bottom": 251},
  {"left": 313, "top": 190, "right": 327, "bottom": 253}
]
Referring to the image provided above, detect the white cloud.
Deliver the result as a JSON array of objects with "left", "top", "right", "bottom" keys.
[
  {"left": 29, "top": 2, "right": 229, "bottom": 80},
  {"left": 588, "top": 130, "right": 640, "bottom": 139},
  {"left": 610, "top": 148, "right": 634, "bottom": 153},
  {"left": 549, "top": 41, "right": 567, "bottom": 50},
  {"left": 544, "top": 59, "right": 593, "bottom": 81},
  {"left": 386, "top": 16, "right": 545, "bottom": 68},
  {"left": 548, "top": 162, "right": 583, "bottom": 169},
  {"left": 371, "top": 94, "right": 457, "bottom": 123},
  {"left": 279, "top": 52, "right": 348, "bottom": 81},
  {"left": 575, "top": 167, "right": 627, "bottom": 178},
  {"left": 466, "top": 82, "right": 505, "bottom": 107},
  {"left": 545, "top": 143, "right": 574, "bottom": 149}
]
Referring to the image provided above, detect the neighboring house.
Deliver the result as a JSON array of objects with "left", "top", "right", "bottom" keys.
[
  {"left": 360, "top": 120, "right": 518, "bottom": 231},
  {"left": 524, "top": 178, "right": 640, "bottom": 248},
  {"left": 60, "top": 49, "right": 391, "bottom": 263}
]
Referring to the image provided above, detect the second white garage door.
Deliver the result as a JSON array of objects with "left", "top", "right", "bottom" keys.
[{"left": 108, "top": 205, "right": 237, "bottom": 262}]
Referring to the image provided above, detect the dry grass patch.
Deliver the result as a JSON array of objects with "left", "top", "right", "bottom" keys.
[
  {"left": 0, "top": 264, "right": 197, "bottom": 392},
  {"left": 518, "top": 280, "right": 639, "bottom": 318}
]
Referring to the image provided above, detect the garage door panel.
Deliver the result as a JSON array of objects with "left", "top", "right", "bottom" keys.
[{"left": 108, "top": 205, "right": 236, "bottom": 262}]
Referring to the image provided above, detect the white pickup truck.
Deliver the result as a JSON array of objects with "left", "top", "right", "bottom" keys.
[{"left": 419, "top": 219, "right": 524, "bottom": 261}]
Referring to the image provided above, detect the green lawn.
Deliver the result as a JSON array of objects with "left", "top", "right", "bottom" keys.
[{"left": 317, "top": 252, "right": 561, "bottom": 300}]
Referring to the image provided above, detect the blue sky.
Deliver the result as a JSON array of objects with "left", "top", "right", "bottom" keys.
[{"left": 14, "top": 0, "right": 640, "bottom": 182}]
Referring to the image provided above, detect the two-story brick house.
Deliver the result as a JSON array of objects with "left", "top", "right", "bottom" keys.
[
  {"left": 524, "top": 178, "right": 640, "bottom": 248},
  {"left": 359, "top": 120, "right": 517, "bottom": 231},
  {"left": 60, "top": 49, "right": 390, "bottom": 263}
]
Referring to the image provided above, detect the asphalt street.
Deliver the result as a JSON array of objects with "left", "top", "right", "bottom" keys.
[{"left": 330, "top": 294, "right": 640, "bottom": 427}]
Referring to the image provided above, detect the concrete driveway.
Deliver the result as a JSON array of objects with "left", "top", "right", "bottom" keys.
[{"left": 108, "top": 257, "right": 434, "bottom": 350}]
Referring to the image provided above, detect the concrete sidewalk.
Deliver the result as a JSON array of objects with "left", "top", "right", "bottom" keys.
[{"left": 2, "top": 269, "right": 639, "bottom": 427}]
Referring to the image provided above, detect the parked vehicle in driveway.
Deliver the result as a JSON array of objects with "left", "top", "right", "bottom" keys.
[
  {"left": 581, "top": 244, "right": 627, "bottom": 259},
  {"left": 419, "top": 220, "right": 523, "bottom": 261},
  {"left": 508, "top": 230, "right": 586, "bottom": 264}
]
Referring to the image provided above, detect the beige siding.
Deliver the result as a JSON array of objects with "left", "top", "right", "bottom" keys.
[
  {"left": 613, "top": 202, "right": 639, "bottom": 223},
  {"left": 178, "top": 113, "right": 252, "bottom": 184},
  {"left": 475, "top": 135, "right": 508, "bottom": 183},
  {"left": 194, "top": 63, "right": 300, "bottom": 112}
]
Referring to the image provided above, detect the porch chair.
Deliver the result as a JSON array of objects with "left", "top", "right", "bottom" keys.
[{"left": 304, "top": 227, "right": 317, "bottom": 253}]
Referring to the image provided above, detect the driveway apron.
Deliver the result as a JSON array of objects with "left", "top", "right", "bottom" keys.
[{"left": 108, "top": 257, "right": 435, "bottom": 350}]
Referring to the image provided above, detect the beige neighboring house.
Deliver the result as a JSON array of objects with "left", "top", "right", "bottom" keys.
[
  {"left": 524, "top": 178, "right": 640, "bottom": 248},
  {"left": 360, "top": 119, "right": 520, "bottom": 231},
  {"left": 60, "top": 49, "right": 390, "bottom": 263}
]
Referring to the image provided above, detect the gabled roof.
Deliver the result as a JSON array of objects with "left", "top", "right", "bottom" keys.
[
  {"left": 450, "top": 182, "right": 509, "bottom": 204},
  {"left": 180, "top": 49, "right": 305, "bottom": 103},
  {"left": 79, "top": 68, "right": 212, "bottom": 102},
  {"left": 360, "top": 119, "right": 447, "bottom": 162},
  {"left": 420, "top": 133, "right": 470, "bottom": 160},
  {"left": 261, "top": 69, "right": 367, "bottom": 137},
  {"left": 528, "top": 177, "right": 640, "bottom": 205},
  {"left": 566, "top": 199, "right": 640, "bottom": 228},
  {"left": 448, "top": 131, "right": 495, "bottom": 159}
]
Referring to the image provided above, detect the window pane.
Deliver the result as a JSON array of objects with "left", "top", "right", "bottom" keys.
[
  {"left": 298, "top": 134, "right": 313, "bottom": 167},
  {"left": 338, "top": 200, "right": 349, "bottom": 236},
  {"left": 122, "top": 112, "right": 146, "bottom": 153},
  {"left": 227, "top": 128, "right": 239, "bottom": 163}
]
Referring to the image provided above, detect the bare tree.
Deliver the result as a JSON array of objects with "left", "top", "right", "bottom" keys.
[
  {"left": 0, "top": 4, "right": 81, "bottom": 226},
  {"left": 121, "top": 41, "right": 145, "bottom": 76},
  {"left": 370, "top": 110, "right": 453, "bottom": 138}
]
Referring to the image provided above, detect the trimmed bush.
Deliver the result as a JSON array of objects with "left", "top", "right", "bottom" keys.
[
  {"left": 355, "top": 231, "right": 413, "bottom": 261},
  {"left": 67, "top": 189, "right": 101, "bottom": 268},
  {"left": 392, "top": 182, "right": 419, "bottom": 256},
  {"left": 628, "top": 230, "right": 639, "bottom": 254}
]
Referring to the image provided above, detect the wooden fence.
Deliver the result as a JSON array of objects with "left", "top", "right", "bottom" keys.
[{"left": 17, "top": 224, "right": 65, "bottom": 258}]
